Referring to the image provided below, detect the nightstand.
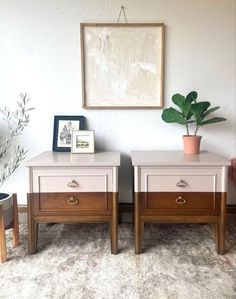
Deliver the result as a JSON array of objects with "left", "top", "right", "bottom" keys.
[
  {"left": 26, "top": 151, "right": 120, "bottom": 254},
  {"left": 131, "top": 150, "right": 230, "bottom": 254}
]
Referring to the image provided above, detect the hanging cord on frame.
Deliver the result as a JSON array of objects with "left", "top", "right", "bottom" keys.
[{"left": 117, "top": 6, "right": 128, "bottom": 23}]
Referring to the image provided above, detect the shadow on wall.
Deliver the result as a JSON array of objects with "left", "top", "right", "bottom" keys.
[
  {"left": 119, "top": 153, "right": 133, "bottom": 203},
  {"left": 228, "top": 158, "right": 236, "bottom": 204}
]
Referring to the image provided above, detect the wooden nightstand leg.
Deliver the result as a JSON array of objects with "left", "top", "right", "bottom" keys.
[
  {"left": 135, "top": 220, "right": 144, "bottom": 254},
  {"left": 215, "top": 222, "right": 219, "bottom": 253},
  {"left": 135, "top": 193, "right": 143, "bottom": 254},
  {"left": 28, "top": 221, "right": 38, "bottom": 254},
  {"left": 34, "top": 223, "right": 38, "bottom": 250},
  {"left": 217, "top": 221, "right": 225, "bottom": 254},
  {"left": 0, "top": 206, "right": 7, "bottom": 263},
  {"left": 27, "top": 194, "right": 38, "bottom": 254},
  {"left": 12, "top": 194, "right": 19, "bottom": 247},
  {"left": 216, "top": 193, "right": 227, "bottom": 254},
  {"left": 111, "top": 192, "right": 118, "bottom": 254}
]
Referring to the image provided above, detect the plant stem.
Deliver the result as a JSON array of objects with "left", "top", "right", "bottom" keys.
[{"left": 186, "top": 123, "right": 189, "bottom": 135}]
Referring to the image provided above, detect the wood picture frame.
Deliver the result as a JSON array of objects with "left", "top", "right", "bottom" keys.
[
  {"left": 80, "top": 23, "right": 165, "bottom": 109},
  {"left": 52, "top": 115, "right": 85, "bottom": 152}
]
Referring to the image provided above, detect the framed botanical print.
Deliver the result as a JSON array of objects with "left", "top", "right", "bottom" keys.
[
  {"left": 52, "top": 115, "right": 85, "bottom": 152},
  {"left": 80, "top": 23, "right": 165, "bottom": 109}
]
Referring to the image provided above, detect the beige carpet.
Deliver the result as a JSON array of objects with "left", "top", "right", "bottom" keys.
[{"left": 0, "top": 220, "right": 236, "bottom": 299}]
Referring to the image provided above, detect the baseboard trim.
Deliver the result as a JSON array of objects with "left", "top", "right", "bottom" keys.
[
  {"left": 119, "top": 203, "right": 133, "bottom": 213},
  {"left": 18, "top": 205, "right": 28, "bottom": 213},
  {"left": 227, "top": 205, "right": 236, "bottom": 214}
]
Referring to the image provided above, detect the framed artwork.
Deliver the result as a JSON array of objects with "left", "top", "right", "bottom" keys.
[
  {"left": 52, "top": 115, "right": 85, "bottom": 152},
  {"left": 71, "top": 130, "right": 95, "bottom": 154},
  {"left": 80, "top": 23, "right": 165, "bottom": 109}
]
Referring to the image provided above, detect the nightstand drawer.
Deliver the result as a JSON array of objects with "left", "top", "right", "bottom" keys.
[
  {"left": 140, "top": 192, "right": 221, "bottom": 214},
  {"left": 32, "top": 167, "right": 113, "bottom": 193},
  {"left": 37, "top": 192, "right": 110, "bottom": 212},
  {"left": 140, "top": 168, "right": 222, "bottom": 192},
  {"left": 146, "top": 174, "right": 215, "bottom": 192}
]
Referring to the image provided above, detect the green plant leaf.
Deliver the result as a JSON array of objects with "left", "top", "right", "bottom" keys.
[
  {"left": 186, "top": 91, "right": 198, "bottom": 103},
  {"left": 172, "top": 93, "right": 185, "bottom": 106},
  {"left": 203, "top": 106, "right": 220, "bottom": 118},
  {"left": 172, "top": 94, "right": 191, "bottom": 116},
  {"left": 197, "top": 101, "right": 211, "bottom": 115},
  {"left": 0, "top": 93, "right": 34, "bottom": 188},
  {"left": 161, "top": 108, "right": 186, "bottom": 125},
  {"left": 200, "top": 117, "right": 227, "bottom": 126},
  {"left": 186, "top": 110, "right": 193, "bottom": 120},
  {"left": 182, "top": 101, "right": 191, "bottom": 117},
  {"left": 191, "top": 101, "right": 211, "bottom": 125}
]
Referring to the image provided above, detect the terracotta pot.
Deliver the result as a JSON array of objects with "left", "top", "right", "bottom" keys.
[
  {"left": 183, "top": 135, "right": 202, "bottom": 155},
  {"left": 0, "top": 192, "right": 13, "bottom": 228}
]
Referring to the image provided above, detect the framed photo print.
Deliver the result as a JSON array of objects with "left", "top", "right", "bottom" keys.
[
  {"left": 53, "top": 115, "right": 85, "bottom": 152},
  {"left": 80, "top": 23, "right": 165, "bottom": 109},
  {"left": 71, "top": 130, "right": 95, "bottom": 154}
]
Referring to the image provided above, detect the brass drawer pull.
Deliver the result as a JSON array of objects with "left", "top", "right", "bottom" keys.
[
  {"left": 176, "top": 179, "right": 188, "bottom": 188},
  {"left": 67, "top": 196, "right": 79, "bottom": 206},
  {"left": 175, "top": 196, "right": 186, "bottom": 205},
  {"left": 67, "top": 180, "right": 78, "bottom": 188}
]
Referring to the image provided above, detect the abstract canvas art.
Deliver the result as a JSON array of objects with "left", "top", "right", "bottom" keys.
[{"left": 80, "top": 23, "right": 165, "bottom": 108}]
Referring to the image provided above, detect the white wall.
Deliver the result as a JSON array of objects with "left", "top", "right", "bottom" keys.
[{"left": 0, "top": 0, "right": 235, "bottom": 204}]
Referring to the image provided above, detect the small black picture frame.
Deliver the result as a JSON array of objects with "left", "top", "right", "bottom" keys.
[{"left": 52, "top": 115, "right": 85, "bottom": 152}]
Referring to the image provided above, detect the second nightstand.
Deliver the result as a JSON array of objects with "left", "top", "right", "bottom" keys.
[{"left": 132, "top": 150, "right": 230, "bottom": 254}]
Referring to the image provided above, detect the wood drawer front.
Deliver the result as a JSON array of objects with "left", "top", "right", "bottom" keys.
[
  {"left": 141, "top": 192, "right": 221, "bottom": 214},
  {"left": 32, "top": 167, "right": 113, "bottom": 193},
  {"left": 140, "top": 168, "right": 222, "bottom": 192},
  {"left": 37, "top": 192, "right": 110, "bottom": 212}
]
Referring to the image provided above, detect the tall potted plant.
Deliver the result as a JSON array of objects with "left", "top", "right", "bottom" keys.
[
  {"left": 161, "top": 91, "right": 226, "bottom": 154},
  {"left": 0, "top": 93, "right": 34, "bottom": 228}
]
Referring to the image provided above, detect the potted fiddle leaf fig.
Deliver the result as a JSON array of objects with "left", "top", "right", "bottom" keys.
[
  {"left": 161, "top": 91, "right": 226, "bottom": 154},
  {"left": 0, "top": 93, "right": 34, "bottom": 228}
]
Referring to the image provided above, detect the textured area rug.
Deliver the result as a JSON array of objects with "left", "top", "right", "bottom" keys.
[{"left": 0, "top": 221, "right": 236, "bottom": 299}]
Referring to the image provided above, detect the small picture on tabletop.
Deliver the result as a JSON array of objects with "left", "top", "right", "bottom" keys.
[
  {"left": 71, "top": 130, "right": 95, "bottom": 154},
  {"left": 53, "top": 115, "right": 85, "bottom": 152}
]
